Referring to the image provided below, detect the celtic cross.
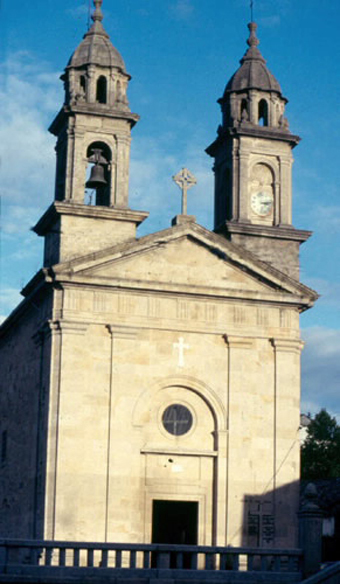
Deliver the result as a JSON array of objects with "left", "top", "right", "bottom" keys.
[{"left": 172, "top": 168, "right": 197, "bottom": 216}]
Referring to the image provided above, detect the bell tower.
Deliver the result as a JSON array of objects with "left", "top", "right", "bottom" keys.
[
  {"left": 206, "top": 22, "right": 310, "bottom": 280},
  {"left": 34, "top": 0, "right": 148, "bottom": 266}
]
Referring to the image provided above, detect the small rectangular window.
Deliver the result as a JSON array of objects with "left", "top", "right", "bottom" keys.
[{"left": 1, "top": 430, "right": 7, "bottom": 464}]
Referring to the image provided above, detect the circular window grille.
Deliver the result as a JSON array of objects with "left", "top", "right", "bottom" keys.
[{"left": 162, "top": 404, "right": 193, "bottom": 436}]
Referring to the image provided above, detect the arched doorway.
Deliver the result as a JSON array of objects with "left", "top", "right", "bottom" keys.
[{"left": 133, "top": 380, "right": 226, "bottom": 546}]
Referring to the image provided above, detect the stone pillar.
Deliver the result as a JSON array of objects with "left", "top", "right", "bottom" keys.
[
  {"left": 223, "top": 334, "right": 254, "bottom": 546},
  {"left": 270, "top": 338, "right": 303, "bottom": 548},
  {"left": 229, "top": 142, "right": 238, "bottom": 221},
  {"left": 105, "top": 325, "right": 137, "bottom": 542},
  {"left": 71, "top": 130, "right": 86, "bottom": 203},
  {"left": 279, "top": 156, "right": 292, "bottom": 225},
  {"left": 43, "top": 320, "right": 62, "bottom": 540},
  {"left": 238, "top": 150, "right": 250, "bottom": 222},
  {"left": 64, "top": 125, "right": 76, "bottom": 201},
  {"left": 298, "top": 483, "right": 323, "bottom": 579},
  {"left": 44, "top": 319, "right": 88, "bottom": 540},
  {"left": 249, "top": 90, "right": 257, "bottom": 124},
  {"left": 273, "top": 180, "right": 280, "bottom": 225},
  {"left": 87, "top": 65, "right": 96, "bottom": 103},
  {"left": 214, "top": 429, "right": 228, "bottom": 545},
  {"left": 115, "top": 135, "right": 131, "bottom": 208}
]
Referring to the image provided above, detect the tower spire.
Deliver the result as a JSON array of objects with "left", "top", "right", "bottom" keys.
[
  {"left": 247, "top": 22, "right": 259, "bottom": 49},
  {"left": 92, "top": 0, "right": 104, "bottom": 23}
]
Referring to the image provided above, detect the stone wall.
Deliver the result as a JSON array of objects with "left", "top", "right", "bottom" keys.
[{"left": 0, "top": 291, "right": 53, "bottom": 538}]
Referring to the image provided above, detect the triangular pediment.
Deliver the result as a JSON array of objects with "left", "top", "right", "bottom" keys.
[{"left": 51, "top": 222, "right": 317, "bottom": 306}]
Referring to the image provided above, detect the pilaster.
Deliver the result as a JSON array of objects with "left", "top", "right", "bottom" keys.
[
  {"left": 270, "top": 337, "right": 304, "bottom": 547},
  {"left": 104, "top": 325, "right": 137, "bottom": 541},
  {"left": 115, "top": 135, "right": 131, "bottom": 208},
  {"left": 223, "top": 334, "right": 254, "bottom": 545},
  {"left": 238, "top": 150, "right": 251, "bottom": 221},
  {"left": 279, "top": 156, "right": 293, "bottom": 225},
  {"left": 43, "top": 320, "right": 88, "bottom": 540}
]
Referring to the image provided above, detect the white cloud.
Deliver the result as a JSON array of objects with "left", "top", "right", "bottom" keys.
[
  {"left": 312, "top": 205, "right": 340, "bottom": 233},
  {"left": 259, "top": 15, "right": 280, "bottom": 27},
  {"left": 66, "top": 4, "right": 89, "bottom": 19},
  {"left": 0, "top": 288, "right": 23, "bottom": 323},
  {"left": 303, "top": 278, "right": 340, "bottom": 311},
  {"left": 301, "top": 326, "right": 340, "bottom": 421},
  {"left": 0, "top": 52, "right": 59, "bottom": 209},
  {"left": 169, "top": 0, "right": 194, "bottom": 20},
  {"left": 129, "top": 133, "right": 213, "bottom": 235},
  {"left": 2, "top": 205, "right": 44, "bottom": 235}
]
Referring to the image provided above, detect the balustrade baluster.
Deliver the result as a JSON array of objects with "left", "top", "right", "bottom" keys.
[
  {"left": 101, "top": 549, "right": 108, "bottom": 568},
  {"left": 247, "top": 554, "right": 254, "bottom": 570},
  {"left": 261, "top": 554, "right": 267, "bottom": 571},
  {"left": 232, "top": 553, "right": 239, "bottom": 570},
  {"left": 87, "top": 548, "right": 94, "bottom": 567},
  {"left": 176, "top": 552, "right": 183, "bottom": 569},
  {"left": 130, "top": 549, "right": 136, "bottom": 568},
  {"left": 190, "top": 552, "right": 198, "bottom": 570},
  {"left": 116, "top": 549, "right": 122, "bottom": 568},
  {"left": 59, "top": 548, "right": 66, "bottom": 567},
  {"left": 156, "top": 551, "right": 170, "bottom": 568},
  {"left": 45, "top": 547, "right": 53, "bottom": 566},
  {"left": 205, "top": 552, "right": 214, "bottom": 570},
  {"left": 219, "top": 552, "right": 228, "bottom": 570},
  {"left": 73, "top": 548, "right": 79, "bottom": 567},
  {"left": 29, "top": 547, "right": 38, "bottom": 565},
  {"left": 274, "top": 555, "right": 281, "bottom": 571},
  {"left": 288, "top": 555, "right": 295, "bottom": 572},
  {"left": 143, "top": 550, "right": 150, "bottom": 568}
]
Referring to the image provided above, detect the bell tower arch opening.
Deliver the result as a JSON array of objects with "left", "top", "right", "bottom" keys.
[
  {"left": 96, "top": 75, "right": 107, "bottom": 104},
  {"left": 258, "top": 99, "right": 268, "bottom": 126},
  {"left": 85, "top": 142, "right": 112, "bottom": 207}
]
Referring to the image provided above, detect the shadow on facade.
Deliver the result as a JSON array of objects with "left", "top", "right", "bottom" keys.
[{"left": 240, "top": 481, "right": 300, "bottom": 549}]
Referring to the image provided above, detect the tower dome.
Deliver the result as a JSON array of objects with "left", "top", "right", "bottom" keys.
[
  {"left": 67, "top": 1, "right": 126, "bottom": 72},
  {"left": 218, "top": 22, "right": 288, "bottom": 129},
  {"left": 224, "top": 22, "right": 282, "bottom": 95},
  {"left": 61, "top": 0, "right": 131, "bottom": 110}
]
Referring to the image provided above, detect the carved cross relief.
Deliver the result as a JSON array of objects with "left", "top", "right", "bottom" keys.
[{"left": 173, "top": 337, "right": 190, "bottom": 367}]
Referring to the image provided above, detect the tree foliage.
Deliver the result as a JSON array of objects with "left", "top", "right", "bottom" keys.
[{"left": 301, "top": 409, "right": 340, "bottom": 479}]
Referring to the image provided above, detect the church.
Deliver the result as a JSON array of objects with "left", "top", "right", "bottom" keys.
[{"left": 0, "top": 0, "right": 318, "bottom": 550}]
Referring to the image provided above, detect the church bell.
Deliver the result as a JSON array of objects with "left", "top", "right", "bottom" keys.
[{"left": 86, "top": 163, "right": 107, "bottom": 189}]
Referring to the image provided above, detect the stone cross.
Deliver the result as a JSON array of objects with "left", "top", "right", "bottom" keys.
[
  {"left": 173, "top": 337, "right": 190, "bottom": 367},
  {"left": 172, "top": 168, "right": 197, "bottom": 215}
]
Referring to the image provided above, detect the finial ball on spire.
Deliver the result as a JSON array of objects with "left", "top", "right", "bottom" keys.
[
  {"left": 92, "top": 0, "right": 104, "bottom": 23},
  {"left": 247, "top": 22, "right": 259, "bottom": 48}
]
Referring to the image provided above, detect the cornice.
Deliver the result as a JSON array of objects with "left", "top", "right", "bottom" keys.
[
  {"left": 49, "top": 105, "right": 139, "bottom": 135},
  {"left": 206, "top": 124, "right": 300, "bottom": 156},
  {"left": 33, "top": 202, "right": 149, "bottom": 236},
  {"left": 221, "top": 221, "right": 312, "bottom": 243}
]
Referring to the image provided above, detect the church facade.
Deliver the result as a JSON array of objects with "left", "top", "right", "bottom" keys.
[{"left": 0, "top": 1, "right": 317, "bottom": 549}]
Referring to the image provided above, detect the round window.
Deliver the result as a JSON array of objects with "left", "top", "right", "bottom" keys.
[{"left": 162, "top": 404, "right": 193, "bottom": 436}]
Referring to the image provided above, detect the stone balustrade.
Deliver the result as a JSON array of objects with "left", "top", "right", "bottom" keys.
[{"left": 0, "top": 539, "right": 303, "bottom": 582}]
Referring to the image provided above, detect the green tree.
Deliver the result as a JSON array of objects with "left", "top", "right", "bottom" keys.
[{"left": 301, "top": 409, "right": 340, "bottom": 479}]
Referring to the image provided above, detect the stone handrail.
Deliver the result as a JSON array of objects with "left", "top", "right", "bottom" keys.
[
  {"left": 301, "top": 562, "right": 340, "bottom": 584},
  {"left": 0, "top": 539, "right": 302, "bottom": 581}
]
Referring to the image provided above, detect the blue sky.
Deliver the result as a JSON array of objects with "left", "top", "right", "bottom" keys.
[{"left": 1, "top": 0, "right": 340, "bottom": 419}]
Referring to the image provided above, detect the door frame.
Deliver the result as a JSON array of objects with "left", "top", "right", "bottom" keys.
[{"left": 144, "top": 492, "right": 207, "bottom": 544}]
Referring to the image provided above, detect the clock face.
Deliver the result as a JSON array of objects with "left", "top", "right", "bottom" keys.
[{"left": 251, "top": 191, "right": 273, "bottom": 216}]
